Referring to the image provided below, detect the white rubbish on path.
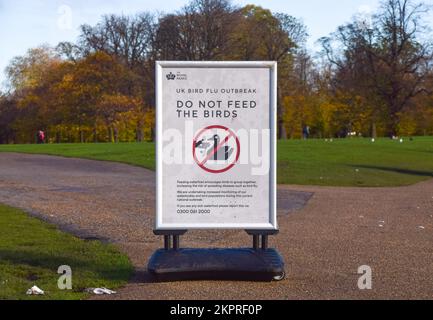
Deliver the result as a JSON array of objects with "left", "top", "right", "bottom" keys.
[{"left": 86, "top": 287, "right": 117, "bottom": 295}]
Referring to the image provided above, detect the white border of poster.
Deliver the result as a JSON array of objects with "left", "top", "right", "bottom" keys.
[{"left": 155, "top": 61, "right": 277, "bottom": 230}]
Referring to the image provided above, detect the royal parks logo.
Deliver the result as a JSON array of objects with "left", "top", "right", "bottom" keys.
[
  {"left": 166, "top": 72, "right": 187, "bottom": 81},
  {"left": 166, "top": 72, "right": 176, "bottom": 80}
]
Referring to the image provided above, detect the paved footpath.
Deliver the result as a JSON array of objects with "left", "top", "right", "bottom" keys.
[{"left": 0, "top": 153, "right": 432, "bottom": 299}]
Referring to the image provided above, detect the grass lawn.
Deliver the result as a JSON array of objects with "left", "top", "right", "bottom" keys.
[
  {"left": 277, "top": 137, "right": 433, "bottom": 186},
  {"left": 0, "top": 142, "right": 156, "bottom": 171},
  {"left": 0, "top": 137, "right": 433, "bottom": 187},
  {"left": 0, "top": 204, "right": 133, "bottom": 300}
]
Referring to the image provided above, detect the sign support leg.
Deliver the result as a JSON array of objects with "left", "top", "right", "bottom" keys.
[
  {"left": 253, "top": 235, "right": 259, "bottom": 250},
  {"left": 261, "top": 235, "right": 268, "bottom": 250},
  {"left": 164, "top": 235, "right": 171, "bottom": 250},
  {"left": 246, "top": 230, "right": 278, "bottom": 250},
  {"left": 156, "top": 230, "right": 187, "bottom": 251},
  {"left": 173, "top": 234, "right": 180, "bottom": 250}
]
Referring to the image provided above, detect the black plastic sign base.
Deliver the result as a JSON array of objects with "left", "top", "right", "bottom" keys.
[{"left": 148, "top": 248, "right": 285, "bottom": 282}]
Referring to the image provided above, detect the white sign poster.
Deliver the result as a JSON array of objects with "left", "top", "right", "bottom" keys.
[{"left": 156, "top": 61, "right": 277, "bottom": 230}]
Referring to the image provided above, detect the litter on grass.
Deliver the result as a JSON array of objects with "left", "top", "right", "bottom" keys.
[{"left": 26, "top": 285, "right": 44, "bottom": 295}]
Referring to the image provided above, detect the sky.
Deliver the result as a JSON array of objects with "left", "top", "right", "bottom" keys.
[{"left": 1, "top": 0, "right": 433, "bottom": 88}]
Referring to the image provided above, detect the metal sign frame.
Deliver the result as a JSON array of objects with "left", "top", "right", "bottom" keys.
[{"left": 155, "top": 61, "right": 277, "bottom": 230}]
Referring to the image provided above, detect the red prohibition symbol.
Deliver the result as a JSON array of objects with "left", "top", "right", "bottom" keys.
[{"left": 192, "top": 125, "right": 241, "bottom": 174}]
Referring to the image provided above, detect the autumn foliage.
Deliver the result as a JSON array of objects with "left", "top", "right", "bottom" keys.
[{"left": 0, "top": 0, "right": 432, "bottom": 144}]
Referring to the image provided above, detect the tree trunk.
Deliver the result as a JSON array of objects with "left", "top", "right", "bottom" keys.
[
  {"left": 278, "top": 119, "right": 287, "bottom": 140},
  {"left": 277, "top": 89, "right": 287, "bottom": 140},
  {"left": 371, "top": 122, "right": 377, "bottom": 139},
  {"left": 150, "top": 126, "right": 155, "bottom": 142},
  {"left": 388, "top": 113, "right": 399, "bottom": 138},
  {"left": 113, "top": 126, "right": 119, "bottom": 143},
  {"left": 108, "top": 126, "right": 113, "bottom": 143},
  {"left": 136, "top": 123, "right": 143, "bottom": 142},
  {"left": 93, "top": 126, "right": 98, "bottom": 143}
]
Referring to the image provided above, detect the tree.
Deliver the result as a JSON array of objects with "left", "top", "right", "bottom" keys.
[
  {"left": 227, "top": 5, "right": 307, "bottom": 139},
  {"left": 155, "top": 0, "right": 237, "bottom": 61},
  {"left": 321, "top": 0, "right": 433, "bottom": 137},
  {"left": 55, "top": 52, "right": 137, "bottom": 142},
  {"left": 76, "top": 12, "right": 158, "bottom": 108},
  {"left": 0, "top": 94, "right": 18, "bottom": 144},
  {"left": 78, "top": 13, "right": 157, "bottom": 68},
  {"left": 4, "top": 46, "right": 64, "bottom": 142},
  {"left": 97, "top": 94, "right": 141, "bottom": 142},
  {"left": 5, "top": 45, "right": 59, "bottom": 93},
  {"left": 376, "top": 0, "right": 432, "bottom": 135}
]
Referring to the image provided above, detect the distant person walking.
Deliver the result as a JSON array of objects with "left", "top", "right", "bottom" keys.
[
  {"left": 36, "top": 130, "right": 45, "bottom": 144},
  {"left": 302, "top": 125, "right": 310, "bottom": 140}
]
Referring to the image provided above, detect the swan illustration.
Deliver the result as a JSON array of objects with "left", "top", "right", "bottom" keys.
[{"left": 207, "top": 134, "right": 233, "bottom": 161}]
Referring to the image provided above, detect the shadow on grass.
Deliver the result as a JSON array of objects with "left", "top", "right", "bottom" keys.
[{"left": 349, "top": 165, "right": 433, "bottom": 177}]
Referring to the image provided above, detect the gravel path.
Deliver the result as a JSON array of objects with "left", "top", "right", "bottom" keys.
[{"left": 0, "top": 152, "right": 432, "bottom": 299}]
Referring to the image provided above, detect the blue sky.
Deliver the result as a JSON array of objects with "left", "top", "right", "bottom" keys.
[{"left": 1, "top": 0, "right": 433, "bottom": 87}]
